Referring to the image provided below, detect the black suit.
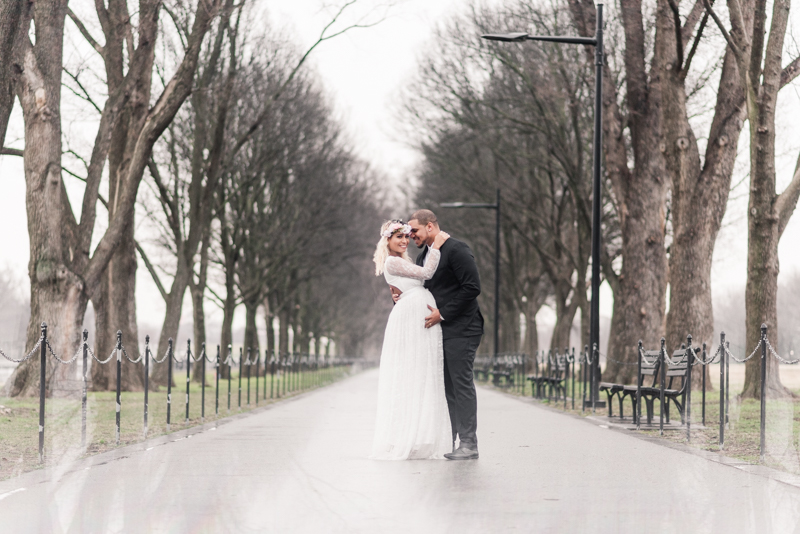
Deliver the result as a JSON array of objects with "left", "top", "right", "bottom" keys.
[{"left": 417, "top": 238, "right": 483, "bottom": 449}]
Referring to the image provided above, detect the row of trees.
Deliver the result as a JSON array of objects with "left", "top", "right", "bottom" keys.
[
  {"left": 406, "top": 0, "right": 800, "bottom": 396},
  {"left": 0, "top": 0, "right": 389, "bottom": 397}
]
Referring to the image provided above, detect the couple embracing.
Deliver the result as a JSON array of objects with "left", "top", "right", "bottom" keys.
[{"left": 371, "top": 209, "right": 483, "bottom": 461}]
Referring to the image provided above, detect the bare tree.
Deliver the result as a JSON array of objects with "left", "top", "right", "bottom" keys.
[
  {"left": 704, "top": 0, "right": 800, "bottom": 396},
  {"left": 5, "top": 0, "right": 224, "bottom": 397}
]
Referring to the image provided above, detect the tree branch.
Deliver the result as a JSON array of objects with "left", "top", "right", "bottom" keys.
[
  {"left": 0, "top": 147, "right": 23, "bottom": 157},
  {"left": 666, "top": 0, "right": 684, "bottom": 69},
  {"left": 781, "top": 56, "right": 800, "bottom": 88},
  {"left": 135, "top": 240, "right": 168, "bottom": 301},
  {"left": 701, "top": 0, "right": 743, "bottom": 60},
  {"left": 62, "top": 67, "right": 103, "bottom": 114},
  {"left": 681, "top": 12, "right": 709, "bottom": 79},
  {"left": 225, "top": 1, "right": 382, "bottom": 163},
  {"left": 67, "top": 8, "right": 104, "bottom": 55},
  {"left": 777, "top": 151, "right": 800, "bottom": 239}
]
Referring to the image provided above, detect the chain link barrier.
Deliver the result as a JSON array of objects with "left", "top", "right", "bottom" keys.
[
  {"left": 44, "top": 339, "right": 82, "bottom": 365},
  {"left": 0, "top": 337, "right": 42, "bottom": 363},
  {"left": 764, "top": 338, "right": 800, "bottom": 364},
  {"left": 151, "top": 345, "right": 170, "bottom": 364},
  {"left": 88, "top": 346, "right": 116, "bottom": 365},
  {"left": 726, "top": 340, "right": 761, "bottom": 363},
  {"left": 691, "top": 344, "right": 720, "bottom": 366},
  {"left": 120, "top": 345, "right": 143, "bottom": 364}
]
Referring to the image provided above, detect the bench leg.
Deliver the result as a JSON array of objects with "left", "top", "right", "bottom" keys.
[
  {"left": 618, "top": 394, "right": 624, "bottom": 420},
  {"left": 604, "top": 391, "right": 614, "bottom": 417},
  {"left": 674, "top": 397, "right": 685, "bottom": 424},
  {"left": 645, "top": 398, "right": 654, "bottom": 425},
  {"left": 665, "top": 399, "right": 670, "bottom": 424}
]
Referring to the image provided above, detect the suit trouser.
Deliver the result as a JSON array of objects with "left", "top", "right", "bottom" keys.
[{"left": 443, "top": 335, "right": 481, "bottom": 449}]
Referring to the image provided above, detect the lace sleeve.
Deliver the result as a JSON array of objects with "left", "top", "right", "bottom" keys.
[{"left": 385, "top": 249, "right": 441, "bottom": 280}]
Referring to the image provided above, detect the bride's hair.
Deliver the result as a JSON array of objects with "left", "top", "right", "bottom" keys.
[{"left": 374, "top": 219, "right": 412, "bottom": 276}]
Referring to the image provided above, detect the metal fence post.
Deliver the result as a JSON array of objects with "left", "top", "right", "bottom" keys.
[
  {"left": 701, "top": 342, "right": 706, "bottom": 426},
  {"left": 227, "top": 345, "right": 232, "bottom": 411},
  {"left": 167, "top": 338, "right": 173, "bottom": 432},
  {"left": 38, "top": 322, "right": 47, "bottom": 463},
  {"left": 570, "top": 349, "right": 575, "bottom": 410},
  {"left": 144, "top": 335, "right": 150, "bottom": 439},
  {"left": 215, "top": 345, "right": 220, "bottom": 416},
  {"left": 186, "top": 339, "right": 191, "bottom": 423},
  {"left": 686, "top": 335, "right": 693, "bottom": 443},
  {"left": 760, "top": 324, "right": 767, "bottom": 461},
  {"left": 719, "top": 332, "right": 725, "bottom": 449},
  {"left": 270, "top": 351, "right": 275, "bottom": 399},
  {"left": 238, "top": 347, "right": 243, "bottom": 408},
  {"left": 247, "top": 347, "right": 251, "bottom": 406},
  {"left": 582, "top": 346, "right": 588, "bottom": 411},
  {"left": 725, "top": 340, "right": 730, "bottom": 426},
  {"left": 255, "top": 348, "right": 260, "bottom": 405},
  {"left": 636, "top": 340, "right": 642, "bottom": 430},
  {"left": 115, "top": 330, "right": 122, "bottom": 445},
  {"left": 659, "top": 338, "right": 665, "bottom": 436},
  {"left": 201, "top": 342, "right": 206, "bottom": 422},
  {"left": 592, "top": 343, "right": 598, "bottom": 413},
  {"left": 81, "top": 329, "right": 88, "bottom": 449}
]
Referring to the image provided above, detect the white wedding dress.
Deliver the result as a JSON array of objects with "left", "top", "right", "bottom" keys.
[{"left": 371, "top": 249, "right": 452, "bottom": 460}]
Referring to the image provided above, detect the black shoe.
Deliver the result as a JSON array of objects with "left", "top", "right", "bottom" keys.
[{"left": 444, "top": 447, "right": 479, "bottom": 460}]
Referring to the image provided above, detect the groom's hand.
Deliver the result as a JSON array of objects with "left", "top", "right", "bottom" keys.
[
  {"left": 424, "top": 305, "right": 442, "bottom": 328},
  {"left": 390, "top": 286, "right": 402, "bottom": 304}
]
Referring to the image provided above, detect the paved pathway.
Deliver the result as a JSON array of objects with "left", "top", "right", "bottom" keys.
[{"left": 2, "top": 369, "right": 800, "bottom": 533}]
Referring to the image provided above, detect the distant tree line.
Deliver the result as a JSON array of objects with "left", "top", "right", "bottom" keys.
[
  {"left": 404, "top": 0, "right": 800, "bottom": 396},
  {"left": 0, "top": 0, "right": 389, "bottom": 397}
]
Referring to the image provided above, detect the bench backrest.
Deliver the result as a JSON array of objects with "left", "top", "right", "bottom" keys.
[
  {"left": 639, "top": 350, "right": 661, "bottom": 387},
  {"left": 664, "top": 347, "right": 699, "bottom": 393}
]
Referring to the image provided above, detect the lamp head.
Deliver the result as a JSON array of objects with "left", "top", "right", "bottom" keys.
[{"left": 481, "top": 32, "right": 528, "bottom": 42}]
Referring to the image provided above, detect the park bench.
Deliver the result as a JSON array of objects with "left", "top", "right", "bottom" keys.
[
  {"left": 621, "top": 344, "right": 696, "bottom": 425},
  {"left": 526, "top": 351, "right": 551, "bottom": 398},
  {"left": 542, "top": 352, "right": 568, "bottom": 401},
  {"left": 526, "top": 351, "right": 568, "bottom": 401},
  {"left": 618, "top": 345, "right": 661, "bottom": 424},
  {"left": 474, "top": 356, "right": 492, "bottom": 382},
  {"left": 491, "top": 354, "right": 518, "bottom": 388}
]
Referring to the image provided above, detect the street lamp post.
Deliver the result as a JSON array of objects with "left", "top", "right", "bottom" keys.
[
  {"left": 482, "top": 2, "right": 604, "bottom": 408},
  {"left": 441, "top": 188, "right": 501, "bottom": 361}
]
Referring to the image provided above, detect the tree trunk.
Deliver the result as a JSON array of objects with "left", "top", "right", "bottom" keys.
[
  {"left": 738, "top": 0, "right": 796, "bottom": 398},
  {"left": 3, "top": 0, "right": 89, "bottom": 398},
  {"left": 190, "top": 282, "right": 207, "bottom": 383},
  {"left": 550, "top": 282, "right": 579, "bottom": 351},
  {"left": 190, "top": 232, "right": 211, "bottom": 382},
  {"left": 0, "top": 0, "right": 22, "bottom": 148},
  {"left": 602, "top": 281, "right": 634, "bottom": 384},
  {"left": 92, "top": 210, "right": 144, "bottom": 391},
  {"left": 243, "top": 299, "right": 259, "bottom": 374},
  {"left": 152, "top": 262, "right": 190, "bottom": 387},
  {"left": 660, "top": 0, "right": 747, "bottom": 390},
  {"left": 568, "top": 0, "right": 670, "bottom": 384},
  {"left": 219, "top": 275, "right": 236, "bottom": 380},
  {"left": 524, "top": 297, "right": 541, "bottom": 373},
  {"left": 279, "top": 307, "right": 290, "bottom": 354}
]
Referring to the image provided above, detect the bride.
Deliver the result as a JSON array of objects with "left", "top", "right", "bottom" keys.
[{"left": 370, "top": 220, "right": 452, "bottom": 460}]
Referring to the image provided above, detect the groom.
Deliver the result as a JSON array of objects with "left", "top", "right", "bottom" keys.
[{"left": 408, "top": 209, "right": 484, "bottom": 460}]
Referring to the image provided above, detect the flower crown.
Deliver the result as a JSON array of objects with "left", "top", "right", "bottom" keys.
[{"left": 381, "top": 222, "right": 411, "bottom": 238}]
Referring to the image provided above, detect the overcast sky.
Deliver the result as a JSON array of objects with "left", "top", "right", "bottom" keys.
[{"left": 1, "top": 0, "right": 799, "bottom": 341}]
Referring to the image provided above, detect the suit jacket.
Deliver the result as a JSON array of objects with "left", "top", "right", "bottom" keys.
[{"left": 417, "top": 237, "right": 484, "bottom": 340}]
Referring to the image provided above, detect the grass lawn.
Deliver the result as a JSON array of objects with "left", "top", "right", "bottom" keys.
[
  {"left": 0, "top": 366, "right": 350, "bottom": 481},
  {"left": 486, "top": 367, "right": 800, "bottom": 475}
]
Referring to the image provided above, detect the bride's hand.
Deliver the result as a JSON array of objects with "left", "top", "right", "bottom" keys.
[{"left": 432, "top": 231, "right": 450, "bottom": 250}]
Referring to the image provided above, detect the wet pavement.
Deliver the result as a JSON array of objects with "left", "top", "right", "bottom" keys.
[{"left": 2, "top": 368, "right": 800, "bottom": 533}]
